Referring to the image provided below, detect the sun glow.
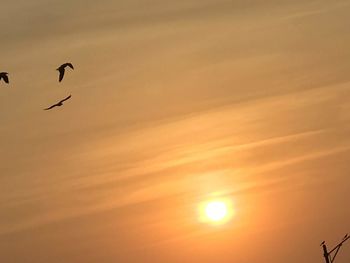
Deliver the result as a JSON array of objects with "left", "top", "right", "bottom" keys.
[
  {"left": 199, "top": 199, "right": 233, "bottom": 225},
  {"left": 205, "top": 201, "right": 228, "bottom": 221}
]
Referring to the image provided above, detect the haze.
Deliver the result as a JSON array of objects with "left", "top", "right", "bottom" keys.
[{"left": 1, "top": 0, "right": 350, "bottom": 262}]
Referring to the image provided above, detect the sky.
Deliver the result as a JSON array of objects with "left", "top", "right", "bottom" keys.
[{"left": 1, "top": 0, "right": 350, "bottom": 262}]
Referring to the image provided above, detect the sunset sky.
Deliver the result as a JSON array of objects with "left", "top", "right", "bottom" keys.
[{"left": 1, "top": 0, "right": 350, "bottom": 262}]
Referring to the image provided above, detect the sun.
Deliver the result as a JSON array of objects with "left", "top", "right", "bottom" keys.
[
  {"left": 205, "top": 201, "right": 228, "bottom": 221},
  {"left": 199, "top": 199, "right": 233, "bottom": 225}
]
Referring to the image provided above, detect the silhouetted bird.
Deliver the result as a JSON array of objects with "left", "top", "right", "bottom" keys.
[
  {"left": 57, "top": 63, "right": 74, "bottom": 82},
  {"left": 0, "top": 72, "right": 9, "bottom": 84},
  {"left": 343, "top": 234, "right": 348, "bottom": 240},
  {"left": 44, "top": 95, "right": 72, "bottom": 110},
  {"left": 320, "top": 241, "right": 325, "bottom": 246}
]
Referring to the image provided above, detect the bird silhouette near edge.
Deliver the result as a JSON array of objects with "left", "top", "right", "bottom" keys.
[
  {"left": 57, "top": 63, "right": 74, "bottom": 82},
  {"left": 0, "top": 72, "right": 9, "bottom": 84},
  {"left": 44, "top": 95, "right": 72, "bottom": 110}
]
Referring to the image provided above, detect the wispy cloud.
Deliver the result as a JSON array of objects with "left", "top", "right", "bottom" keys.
[{"left": 2, "top": 0, "right": 350, "bottom": 262}]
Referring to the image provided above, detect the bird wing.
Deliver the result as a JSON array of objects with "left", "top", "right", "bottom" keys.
[
  {"left": 44, "top": 104, "right": 58, "bottom": 110},
  {"left": 66, "top": 63, "right": 74, "bottom": 70},
  {"left": 59, "top": 95, "right": 72, "bottom": 103},
  {"left": 2, "top": 75, "right": 9, "bottom": 83},
  {"left": 58, "top": 68, "right": 65, "bottom": 82},
  {"left": 0, "top": 74, "right": 9, "bottom": 84}
]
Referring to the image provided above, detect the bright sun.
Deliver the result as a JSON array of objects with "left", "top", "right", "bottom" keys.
[
  {"left": 205, "top": 201, "right": 228, "bottom": 221},
  {"left": 199, "top": 199, "right": 233, "bottom": 224}
]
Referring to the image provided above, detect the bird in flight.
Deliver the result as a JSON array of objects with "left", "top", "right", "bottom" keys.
[
  {"left": 57, "top": 63, "right": 74, "bottom": 82},
  {"left": 0, "top": 72, "right": 9, "bottom": 84},
  {"left": 44, "top": 95, "right": 72, "bottom": 110}
]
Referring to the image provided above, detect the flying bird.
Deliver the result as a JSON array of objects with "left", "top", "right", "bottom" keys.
[
  {"left": 44, "top": 95, "right": 72, "bottom": 110},
  {"left": 0, "top": 72, "right": 9, "bottom": 84},
  {"left": 57, "top": 63, "right": 74, "bottom": 82}
]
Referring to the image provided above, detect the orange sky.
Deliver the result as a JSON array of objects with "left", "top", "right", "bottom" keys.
[{"left": 1, "top": 0, "right": 350, "bottom": 262}]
